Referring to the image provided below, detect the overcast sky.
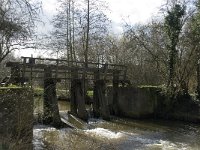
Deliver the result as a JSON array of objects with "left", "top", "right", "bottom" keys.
[
  {"left": 40, "top": 0, "right": 165, "bottom": 33},
  {"left": 18, "top": 0, "right": 165, "bottom": 57},
  {"left": 106, "top": 0, "right": 165, "bottom": 32}
]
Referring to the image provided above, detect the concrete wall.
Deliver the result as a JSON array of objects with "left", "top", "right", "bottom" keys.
[
  {"left": 0, "top": 88, "right": 33, "bottom": 150},
  {"left": 108, "top": 87, "right": 160, "bottom": 118},
  {"left": 107, "top": 86, "right": 200, "bottom": 122}
]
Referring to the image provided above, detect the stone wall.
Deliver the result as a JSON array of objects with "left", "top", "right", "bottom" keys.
[
  {"left": 0, "top": 88, "right": 33, "bottom": 150},
  {"left": 107, "top": 87, "right": 161, "bottom": 118}
]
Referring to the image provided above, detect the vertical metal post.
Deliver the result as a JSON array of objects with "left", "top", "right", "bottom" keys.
[
  {"left": 22, "top": 58, "right": 26, "bottom": 86},
  {"left": 30, "top": 55, "right": 33, "bottom": 89}
]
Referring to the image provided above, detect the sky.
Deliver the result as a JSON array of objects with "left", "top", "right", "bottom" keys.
[
  {"left": 41, "top": 0, "right": 165, "bottom": 33},
  {"left": 17, "top": 0, "right": 165, "bottom": 57},
  {"left": 106, "top": 0, "right": 165, "bottom": 32}
]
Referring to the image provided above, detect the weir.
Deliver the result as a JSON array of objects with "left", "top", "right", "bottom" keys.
[
  {"left": 5, "top": 56, "right": 129, "bottom": 127},
  {"left": 3, "top": 57, "right": 200, "bottom": 150}
]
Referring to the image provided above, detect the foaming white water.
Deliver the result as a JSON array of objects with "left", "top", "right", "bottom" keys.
[
  {"left": 134, "top": 137, "right": 156, "bottom": 144},
  {"left": 33, "top": 125, "right": 53, "bottom": 150},
  {"left": 147, "top": 140, "right": 189, "bottom": 150},
  {"left": 159, "top": 140, "right": 189, "bottom": 150},
  {"left": 85, "top": 128, "right": 124, "bottom": 139},
  {"left": 88, "top": 118, "right": 105, "bottom": 124}
]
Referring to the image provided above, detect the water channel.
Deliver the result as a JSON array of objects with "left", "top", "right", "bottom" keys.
[{"left": 33, "top": 99, "right": 200, "bottom": 150}]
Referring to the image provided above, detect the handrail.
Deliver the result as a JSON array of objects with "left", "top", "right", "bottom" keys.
[{"left": 21, "top": 56, "right": 126, "bottom": 69}]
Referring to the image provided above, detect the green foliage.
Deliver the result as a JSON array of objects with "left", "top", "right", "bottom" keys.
[
  {"left": 34, "top": 87, "right": 44, "bottom": 96},
  {"left": 138, "top": 85, "right": 167, "bottom": 93},
  {"left": 138, "top": 85, "right": 162, "bottom": 88},
  {"left": 164, "top": 3, "right": 186, "bottom": 90},
  {"left": 0, "top": 84, "right": 21, "bottom": 89},
  {"left": 87, "top": 90, "right": 93, "bottom": 98},
  {"left": 191, "top": 1, "right": 200, "bottom": 40},
  {"left": 33, "top": 87, "right": 70, "bottom": 97},
  {"left": 165, "top": 4, "right": 185, "bottom": 40},
  {"left": 0, "top": 87, "right": 33, "bottom": 149},
  {"left": 57, "top": 89, "right": 70, "bottom": 97}
]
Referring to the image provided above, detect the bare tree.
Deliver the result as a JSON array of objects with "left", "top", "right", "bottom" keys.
[
  {"left": 0, "top": 0, "right": 41, "bottom": 63},
  {"left": 122, "top": 22, "right": 169, "bottom": 85},
  {"left": 188, "top": 0, "right": 200, "bottom": 96},
  {"left": 50, "top": 0, "right": 110, "bottom": 63}
]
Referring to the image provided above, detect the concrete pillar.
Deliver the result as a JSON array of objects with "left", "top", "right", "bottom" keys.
[
  {"left": 112, "top": 71, "right": 120, "bottom": 115},
  {"left": 43, "top": 67, "right": 62, "bottom": 127},
  {"left": 70, "top": 70, "right": 88, "bottom": 121},
  {"left": 76, "top": 79, "right": 88, "bottom": 121},
  {"left": 94, "top": 80, "right": 110, "bottom": 120},
  {"left": 70, "top": 70, "right": 78, "bottom": 115},
  {"left": 93, "top": 72, "right": 100, "bottom": 117}
]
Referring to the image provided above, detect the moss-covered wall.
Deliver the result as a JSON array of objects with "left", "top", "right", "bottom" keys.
[{"left": 0, "top": 88, "right": 33, "bottom": 150}]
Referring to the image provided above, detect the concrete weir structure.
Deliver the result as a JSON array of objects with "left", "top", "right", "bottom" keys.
[
  {"left": 0, "top": 88, "right": 33, "bottom": 150},
  {"left": 4, "top": 57, "right": 166, "bottom": 124},
  {"left": 6, "top": 57, "right": 128, "bottom": 123},
  {"left": 108, "top": 86, "right": 200, "bottom": 122},
  {"left": 108, "top": 87, "right": 159, "bottom": 118}
]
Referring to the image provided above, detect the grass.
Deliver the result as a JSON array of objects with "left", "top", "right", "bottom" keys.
[
  {"left": 138, "top": 85, "right": 164, "bottom": 88},
  {"left": 0, "top": 85, "right": 94, "bottom": 98},
  {"left": 34, "top": 87, "right": 70, "bottom": 97},
  {"left": 34, "top": 87, "right": 44, "bottom": 96},
  {"left": 87, "top": 91, "right": 93, "bottom": 98},
  {"left": 34, "top": 87, "right": 94, "bottom": 98},
  {"left": 0, "top": 84, "right": 22, "bottom": 89}
]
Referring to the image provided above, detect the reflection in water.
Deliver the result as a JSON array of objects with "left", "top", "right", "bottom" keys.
[{"left": 33, "top": 99, "right": 200, "bottom": 150}]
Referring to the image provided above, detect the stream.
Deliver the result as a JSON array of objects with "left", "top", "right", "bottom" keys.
[{"left": 33, "top": 100, "right": 200, "bottom": 150}]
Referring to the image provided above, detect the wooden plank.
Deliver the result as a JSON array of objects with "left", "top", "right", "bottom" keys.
[
  {"left": 21, "top": 57, "right": 127, "bottom": 69},
  {"left": 6, "top": 62, "right": 124, "bottom": 73}
]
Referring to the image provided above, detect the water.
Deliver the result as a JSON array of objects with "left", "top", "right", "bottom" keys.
[{"left": 33, "top": 99, "right": 200, "bottom": 150}]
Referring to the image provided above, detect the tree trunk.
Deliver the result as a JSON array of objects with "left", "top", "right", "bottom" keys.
[
  {"left": 0, "top": 42, "right": 2, "bottom": 63},
  {"left": 197, "top": 50, "right": 200, "bottom": 98},
  {"left": 167, "top": 42, "right": 177, "bottom": 93},
  {"left": 85, "top": 0, "right": 90, "bottom": 68}
]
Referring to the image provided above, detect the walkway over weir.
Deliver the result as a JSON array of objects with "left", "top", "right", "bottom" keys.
[
  {"left": 6, "top": 56, "right": 130, "bottom": 126},
  {"left": 6, "top": 57, "right": 128, "bottom": 82}
]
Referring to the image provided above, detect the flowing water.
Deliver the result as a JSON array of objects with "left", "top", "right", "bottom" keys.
[{"left": 33, "top": 99, "right": 200, "bottom": 150}]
